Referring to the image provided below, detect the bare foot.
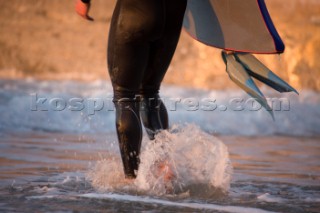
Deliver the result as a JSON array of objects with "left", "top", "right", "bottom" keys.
[
  {"left": 123, "top": 179, "right": 135, "bottom": 185},
  {"left": 157, "top": 161, "right": 175, "bottom": 181},
  {"left": 225, "top": 50, "right": 234, "bottom": 54},
  {"left": 156, "top": 160, "right": 175, "bottom": 193}
]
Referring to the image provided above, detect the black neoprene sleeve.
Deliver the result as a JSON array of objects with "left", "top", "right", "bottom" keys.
[{"left": 81, "top": 0, "right": 90, "bottom": 3}]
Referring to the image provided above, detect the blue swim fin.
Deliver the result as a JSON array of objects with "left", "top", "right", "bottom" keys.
[
  {"left": 234, "top": 53, "right": 298, "bottom": 94},
  {"left": 221, "top": 51, "right": 274, "bottom": 119}
]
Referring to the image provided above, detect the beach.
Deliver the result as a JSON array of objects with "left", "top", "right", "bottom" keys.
[
  {"left": 0, "top": 0, "right": 320, "bottom": 212},
  {"left": 0, "top": 79, "right": 319, "bottom": 212}
]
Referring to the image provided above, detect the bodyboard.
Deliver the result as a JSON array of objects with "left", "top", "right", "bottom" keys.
[{"left": 183, "top": 0, "right": 285, "bottom": 54}]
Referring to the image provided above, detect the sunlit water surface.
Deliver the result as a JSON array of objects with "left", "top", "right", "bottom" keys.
[{"left": 0, "top": 79, "right": 319, "bottom": 212}]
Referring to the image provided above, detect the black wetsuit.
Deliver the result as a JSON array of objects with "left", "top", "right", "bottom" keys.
[{"left": 107, "top": 0, "right": 187, "bottom": 178}]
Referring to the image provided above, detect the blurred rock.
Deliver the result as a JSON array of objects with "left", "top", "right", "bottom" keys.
[{"left": 0, "top": 0, "right": 319, "bottom": 91}]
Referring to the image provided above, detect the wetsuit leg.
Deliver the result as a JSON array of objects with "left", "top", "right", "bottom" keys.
[
  {"left": 108, "top": 0, "right": 165, "bottom": 93},
  {"left": 107, "top": 0, "right": 166, "bottom": 178},
  {"left": 140, "top": 0, "right": 187, "bottom": 140},
  {"left": 114, "top": 100, "right": 142, "bottom": 178},
  {"left": 140, "top": 94, "right": 168, "bottom": 140}
]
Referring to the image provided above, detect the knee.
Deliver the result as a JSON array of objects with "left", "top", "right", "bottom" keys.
[
  {"left": 115, "top": 102, "right": 141, "bottom": 132},
  {"left": 113, "top": 87, "right": 139, "bottom": 102}
]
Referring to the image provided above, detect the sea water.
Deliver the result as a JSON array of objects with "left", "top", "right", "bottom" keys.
[{"left": 0, "top": 79, "right": 319, "bottom": 212}]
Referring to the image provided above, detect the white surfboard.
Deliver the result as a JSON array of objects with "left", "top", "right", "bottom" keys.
[{"left": 183, "top": 0, "right": 285, "bottom": 54}]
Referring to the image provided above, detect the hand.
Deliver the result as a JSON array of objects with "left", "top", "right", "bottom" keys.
[
  {"left": 75, "top": 0, "right": 94, "bottom": 21},
  {"left": 225, "top": 50, "right": 234, "bottom": 55}
]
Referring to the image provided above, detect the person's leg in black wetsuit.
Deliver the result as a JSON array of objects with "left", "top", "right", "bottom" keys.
[
  {"left": 107, "top": 0, "right": 187, "bottom": 178},
  {"left": 140, "top": 1, "right": 188, "bottom": 140}
]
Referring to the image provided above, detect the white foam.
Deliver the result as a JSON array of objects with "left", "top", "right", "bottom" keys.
[
  {"left": 304, "top": 197, "right": 320, "bottom": 203},
  {"left": 135, "top": 124, "right": 232, "bottom": 195},
  {"left": 257, "top": 193, "right": 285, "bottom": 203},
  {"left": 87, "top": 124, "right": 232, "bottom": 196},
  {"left": 86, "top": 157, "right": 129, "bottom": 191},
  {"left": 1, "top": 79, "right": 319, "bottom": 136},
  {"left": 26, "top": 192, "right": 278, "bottom": 213},
  {"left": 27, "top": 195, "right": 57, "bottom": 199},
  {"left": 80, "top": 193, "right": 278, "bottom": 213},
  {"left": 30, "top": 186, "right": 61, "bottom": 194}
]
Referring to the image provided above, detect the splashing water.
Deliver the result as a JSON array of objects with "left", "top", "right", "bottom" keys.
[
  {"left": 87, "top": 124, "right": 232, "bottom": 196},
  {"left": 1, "top": 79, "right": 319, "bottom": 212}
]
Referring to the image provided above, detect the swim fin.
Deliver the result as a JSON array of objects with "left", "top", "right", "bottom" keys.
[
  {"left": 221, "top": 51, "right": 274, "bottom": 119},
  {"left": 234, "top": 53, "right": 298, "bottom": 94}
]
